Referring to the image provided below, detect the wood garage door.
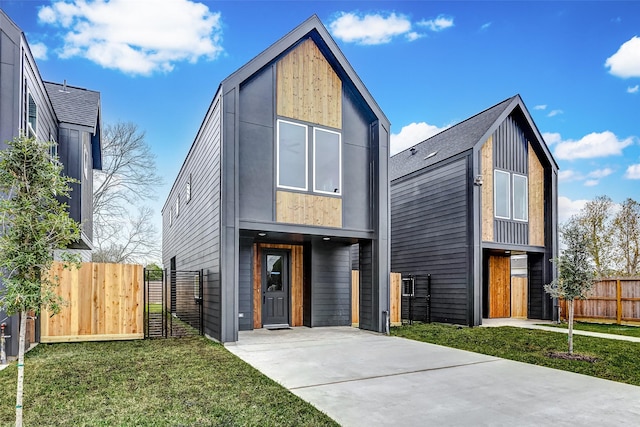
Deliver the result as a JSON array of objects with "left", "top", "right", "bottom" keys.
[{"left": 489, "top": 255, "right": 511, "bottom": 318}]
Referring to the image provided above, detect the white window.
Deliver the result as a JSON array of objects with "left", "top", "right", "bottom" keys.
[
  {"left": 175, "top": 196, "right": 180, "bottom": 218},
  {"left": 277, "top": 120, "right": 308, "bottom": 191},
  {"left": 512, "top": 174, "right": 528, "bottom": 221},
  {"left": 83, "top": 143, "right": 90, "bottom": 180},
  {"left": 494, "top": 170, "right": 510, "bottom": 219},
  {"left": 27, "top": 93, "right": 37, "bottom": 137},
  {"left": 313, "top": 128, "right": 341, "bottom": 195},
  {"left": 186, "top": 174, "right": 191, "bottom": 203}
]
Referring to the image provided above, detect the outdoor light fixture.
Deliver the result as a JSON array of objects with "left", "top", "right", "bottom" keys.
[
  {"left": 323, "top": 237, "right": 330, "bottom": 241},
  {"left": 258, "top": 232, "right": 266, "bottom": 237},
  {"left": 474, "top": 175, "right": 483, "bottom": 186}
]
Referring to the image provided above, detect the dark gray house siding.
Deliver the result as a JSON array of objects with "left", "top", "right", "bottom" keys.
[
  {"left": 162, "top": 93, "right": 222, "bottom": 340},
  {"left": 163, "top": 15, "right": 391, "bottom": 343},
  {"left": 390, "top": 95, "right": 558, "bottom": 326},
  {"left": 0, "top": 10, "right": 102, "bottom": 357},
  {"left": 391, "top": 155, "right": 471, "bottom": 324}
]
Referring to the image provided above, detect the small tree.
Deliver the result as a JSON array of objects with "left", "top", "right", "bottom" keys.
[
  {"left": 0, "top": 136, "right": 80, "bottom": 427},
  {"left": 544, "top": 217, "right": 596, "bottom": 354}
]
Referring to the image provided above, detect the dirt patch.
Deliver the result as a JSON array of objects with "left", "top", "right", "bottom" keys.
[{"left": 546, "top": 352, "right": 599, "bottom": 363}]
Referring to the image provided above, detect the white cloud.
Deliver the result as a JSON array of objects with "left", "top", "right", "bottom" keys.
[
  {"left": 534, "top": 104, "right": 547, "bottom": 110},
  {"left": 328, "top": 12, "right": 412, "bottom": 45},
  {"left": 553, "top": 131, "right": 634, "bottom": 160},
  {"left": 558, "top": 196, "right": 588, "bottom": 224},
  {"left": 625, "top": 164, "right": 640, "bottom": 179},
  {"left": 390, "top": 122, "right": 448, "bottom": 155},
  {"left": 584, "top": 179, "right": 599, "bottom": 187},
  {"left": 37, "top": 0, "right": 223, "bottom": 76},
  {"left": 480, "top": 22, "right": 492, "bottom": 31},
  {"left": 558, "top": 169, "right": 582, "bottom": 182},
  {"left": 29, "top": 41, "right": 48, "bottom": 60},
  {"left": 542, "top": 132, "right": 562, "bottom": 145},
  {"left": 605, "top": 36, "right": 640, "bottom": 78},
  {"left": 417, "top": 15, "right": 454, "bottom": 32},
  {"left": 588, "top": 168, "right": 614, "bottom": 179},
  {"left": 329, "top": 12, "right": 454, "bottom": 45},
  {"left": 628, "top": 85, "right": 639, "bottom": 94},
  {"left": 547, "top": 109, "right": 563, "bottom": 117}
]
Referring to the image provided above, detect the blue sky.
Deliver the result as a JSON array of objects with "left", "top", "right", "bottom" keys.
[{"left": 2, "top": 0, "right": 640, "bottom": 246}]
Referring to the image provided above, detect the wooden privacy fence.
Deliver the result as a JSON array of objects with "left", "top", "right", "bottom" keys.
[
  {"left": 41, "top": 262, "right": 144, "bottom": 343},
  {"left": 559, "top": 278, "right": 640, "bottom": 325},
  {"left": 352, "top": 272, "right": 402, "bottom": 327}
]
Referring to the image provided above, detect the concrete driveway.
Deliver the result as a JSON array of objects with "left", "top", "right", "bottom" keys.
[{"left": 225, "top": 326, "right": 640, "bottom": 426}]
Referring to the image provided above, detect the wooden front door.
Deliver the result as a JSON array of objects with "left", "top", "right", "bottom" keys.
[
  {"left": 511, "top": 277, "right": 528, "bottom": 318},
  {"left": 262, "top": 250, "right": 290, "bottom": 326},
  {"left": 489, "top": 255, "right": 511, "bottom": 318}
]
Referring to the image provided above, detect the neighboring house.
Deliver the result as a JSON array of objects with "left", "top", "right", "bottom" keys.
[
  {"left": 389, "top": 95, "right": 558, "bottom": 326},
  {"left": 0, "top": 10, "right": 102, "bottom": 357},
  {"left": 163, "top": 16, "right": 390, "bottom": 343}
]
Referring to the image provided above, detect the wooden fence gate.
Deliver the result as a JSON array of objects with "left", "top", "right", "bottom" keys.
[{"left": 41, "top": 262, "right": 144, "bottom": 343}]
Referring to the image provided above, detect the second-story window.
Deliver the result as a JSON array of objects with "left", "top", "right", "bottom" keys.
[
  {"left": 27, "top": 93, "right": 37, "bottom": 137},
  {"left": 494, "top": 170, "right": 528, "bottom": 222},
  {"left": 277, "top": 120, "right": 308, "bottom": 191},
  {"left": 313, "top": 128, "right": 341, "bottom": 195}
]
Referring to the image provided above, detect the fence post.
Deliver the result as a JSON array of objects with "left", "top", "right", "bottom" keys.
[{"left": 616, "top": 279, "right": 622, "bottom": 325}]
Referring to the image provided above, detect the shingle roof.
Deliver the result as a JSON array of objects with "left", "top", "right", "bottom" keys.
[
  {"left": 390, "top": 95, "right": 517, "bottom": 181},
  {"left": 44, "top": 82, "right": 100, "bottom": 131}
]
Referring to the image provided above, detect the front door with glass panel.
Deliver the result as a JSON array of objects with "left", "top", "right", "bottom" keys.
[{"left": 262, "top": 250, "right": 290, "bottom": 326}]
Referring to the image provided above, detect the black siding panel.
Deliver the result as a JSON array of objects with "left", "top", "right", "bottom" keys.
[
  {"left": 391, "top": 156, "right": 471, "bottom": 325},
  {"left": 238, "top": 237, "right": 253, "bottom": 330},
  {"left": 311, "top": 242, "right": 351, "bottom": 326},
  {"left": 359, "top": 241, "right": 373, "bottom": 329},
  {"left": 528, "top": 253, "right": 544, "bottom": 319},
  {"left": 494, "top": 115, "right": 528, "bottom": 174},
  {"left": 494, "top": 220, "right": 528, "bottom": 245}
]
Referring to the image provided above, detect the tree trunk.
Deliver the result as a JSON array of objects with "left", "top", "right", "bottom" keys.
[
  {"left": 15, "top": 311, "right": 26, "bottom": 427},
  {"left": 567, "top": 300, "right": 574, "bottom": 355}
]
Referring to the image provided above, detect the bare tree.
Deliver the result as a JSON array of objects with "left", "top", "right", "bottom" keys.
[
  {"left": 576, "top": 195, "right": 614, "bottom": 277},
  {"left": 611, "top": 198, "right": 640, "bottom": 276},
  {"left": 93, "top": 122, "right": 162, "bottom": 264}
]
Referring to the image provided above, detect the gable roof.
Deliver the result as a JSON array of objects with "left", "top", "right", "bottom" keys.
[
  {"left": 44, "top": 81, "right": 101, "bottom": 131},
  {"left": 390, "top": 94, "right": 557, "bottom": 181},
  {"left": 220, "top": 14, "right": 389, "bottom": 128}
]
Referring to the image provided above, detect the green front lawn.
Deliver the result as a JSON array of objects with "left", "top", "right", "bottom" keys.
[
  {"left": 391, "top": 322, "right": 640, "bottom": 386},
  {"left": 0, "top": 337, "right": 337, "bottom": 426},
  {"left": 541, "top": 321, "right": 640, "bottom": 338}
]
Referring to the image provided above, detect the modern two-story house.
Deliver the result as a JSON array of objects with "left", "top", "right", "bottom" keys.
[
  {"left": 163, "top": 15, "right": 390, "bottom": 343},
  {"left": 390, "top": 95, "right": 558, "bottom": 326},
  {"left": 0, "top": 9, "right": 102, "bottom": 357}
]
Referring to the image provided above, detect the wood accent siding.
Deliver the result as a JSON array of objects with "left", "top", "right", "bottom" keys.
[
  {"left": 41, "top": 262, "right": 143, "bottom": 342},
  {"left": 529, "top": 143, "right": 545, "bottom": 246},
  {"left": 276, "top": 38, "right": 342, "bottom": 129},
  {"left": 276, "top": 190, "right": 342, "bottom": 227},
  {"left": 511, "top": 276, "right": 528, "bottom": 318},
  {"left": 253, "top": 243, "right": 304, "bottom": 328},
  {"left": 351, "top": 270, "right": 359, "bottom": 326},
  {"left": 481, "top": 136, "right": 494, "bottom": 242},
  {"left": 489, "top": 256, "right": 511, "bottom": 318}
]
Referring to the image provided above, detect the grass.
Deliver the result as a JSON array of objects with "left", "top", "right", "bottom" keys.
[
  {"left": 540, "top": 321, "right": 640, "bottom": 338},
  {"left": 391, "top": 322, "right": 640, "bottom": 386},
  {"left": 0, "top": 337, "right": 337, "bottom": 427}
]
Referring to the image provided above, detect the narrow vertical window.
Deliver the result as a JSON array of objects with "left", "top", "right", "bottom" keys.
[
  {"left": 27, "top": 93, "right": 37, "bottom": 137},
  {"left": 512, "top": 174, "right": 528, "bottom": 221},
  {"left": 175, "top": 195, "right": 180, "bottom": 218},
  {"left": 494, "top": 170, "right": 510, "bottom": 219},
  {"left": 277, "top": 120, "right": 308, "bottom": 191},
  {"left": 186, "top": 174, "right": 191, "bottom": 203},
  {"left": 313, "top": 128, "right": 341, "bottom": 195}
]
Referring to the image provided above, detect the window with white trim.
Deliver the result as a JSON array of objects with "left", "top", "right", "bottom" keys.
[
  {"left": 277, "top": 120, "right": 308, "bottom": 191},
  {"left": 313, "top": 128, "right": 341, "bottom": 195},
  {"left": 512, "top": 174, "right": 528, "bottom": 221},
  {"left": 27, "top": 93, "right": 37, "bottom": 137},
  {"left": 186, "top": 174, "right": 191, "bottom": 203},
  {"left": 494, "top": 170, "right": 510, "bottom": 219}
]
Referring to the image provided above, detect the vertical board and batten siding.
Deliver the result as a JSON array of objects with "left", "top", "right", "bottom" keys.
[
  {"left": 276, "top": 37, "right": 342, "bottom": 130},
  {"left": 162, "top": 93, "right": 222, "bottom": 340},
  {"left": 311, "top": 243, "right": 351, "bottom": 326},
  {"left": 358, "top": 241, "right": 374, "bottom": 329},
  {"left": 390, "top": 156, "right": 471, "bottom": 325},
  {"left": 41, "top": 262, "right": 143, "bottom": 342},
  {"left": 238, "top": 237, "right": 253, "bottom": 331},
  {"left": 527, "top": 254, "right": 545, "bottom": 319}
]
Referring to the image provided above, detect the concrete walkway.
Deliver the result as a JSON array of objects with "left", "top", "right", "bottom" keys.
[
  {"left": 482, "top": 318, "right": 640, "bottom": 343},
  {"left": 226, "top": 326, "right": 640, "bottom": 426}
]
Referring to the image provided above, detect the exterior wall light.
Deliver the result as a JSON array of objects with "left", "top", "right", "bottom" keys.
[{"left": 474, "top": 175, "right": 483, "bottom": 186}]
